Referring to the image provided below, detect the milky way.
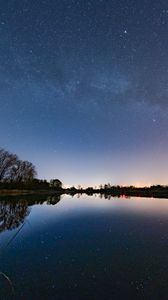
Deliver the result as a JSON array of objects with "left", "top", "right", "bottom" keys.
[{"left": 0, "top": 0, "right": 168, "bottom": 186}]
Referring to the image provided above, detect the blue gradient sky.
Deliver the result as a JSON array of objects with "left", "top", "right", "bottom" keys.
[{"left": 0, "top": 0, "right": 168, "bottom": 187}]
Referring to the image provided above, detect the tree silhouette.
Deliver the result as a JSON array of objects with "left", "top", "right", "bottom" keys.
[
  {"left": 0, "top": 149, "right": 18, "bottom": 181},
  {"left": 50, "top": 179, "right": 62, "bottom": 189},
  {"left": 0, "top": 148, "right": 37, "bottom": 183}
]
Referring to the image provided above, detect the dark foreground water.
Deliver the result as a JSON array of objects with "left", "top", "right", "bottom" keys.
[{"left": 0, "top": 194, "right": 168, "bottom": 300}]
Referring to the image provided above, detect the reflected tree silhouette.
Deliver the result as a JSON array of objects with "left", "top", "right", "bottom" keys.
[
  {"left": 46, "top": 194, "right": 61, "bottom": 205},
  {"left": 0, "top": 194, "right": 63, "bottom": 233},
  {"left": 0, "top": 200, "right": 30, "bottom": 233}
]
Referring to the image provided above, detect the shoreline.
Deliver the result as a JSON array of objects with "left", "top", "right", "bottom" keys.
[
  {"left": 0, "top": 189, "right": 58, "bottom": 196},
  {"left": 1, "top": 188, "right": 168, "bottom": 199}
]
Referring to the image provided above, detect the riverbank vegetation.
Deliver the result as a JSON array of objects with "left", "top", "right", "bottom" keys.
[
  {"left": 1, "top": 182, "right": 168, "bottom": 199},
  {"left": 1, "top": 148, "right": 168, "bottom": 198}
]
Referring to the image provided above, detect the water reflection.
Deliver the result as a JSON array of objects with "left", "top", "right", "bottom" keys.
[
  {"left": 0, "top": 194, "right": 61, "bottom": 233},
  {"left": 46, "top": 194, "right": 61, "bottom": 205},
  {"left": 0, "top": 194, "right": 168, "bottom": 299},
  {"left": 0, "top": 201, "right": 30, "bottom": 233},
  {"left": 2, "top": 193, "right": 168, "bottom": 235}
]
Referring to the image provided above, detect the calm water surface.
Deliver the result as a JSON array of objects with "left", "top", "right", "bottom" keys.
[{"left": 0, "top": 194, "right": 168, "bottom": 299}]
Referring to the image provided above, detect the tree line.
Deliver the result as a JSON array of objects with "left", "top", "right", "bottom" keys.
[
  {"left": 1, "top": 147, "right": 168, "bottom": 199},
  {"left": 0, "top": 148, "right": 36, "bottom": 183}
]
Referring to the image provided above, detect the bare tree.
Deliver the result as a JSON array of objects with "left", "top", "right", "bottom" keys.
[
  {"left": 0, "top": 148, "right": 18, "bottom": 181},
  {"left": 10, "top": 160, "right": 37, "bottom": 183},
  {"left": 20, "top": 160, "right": 37, "bottom": 182},
  {"left": 0, "top": 148, "right": 37, "bottom": 183}
]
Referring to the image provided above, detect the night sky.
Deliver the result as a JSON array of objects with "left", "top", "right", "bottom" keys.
[{"left": 0, "top": 0, "right": 168, "bottom": 187}]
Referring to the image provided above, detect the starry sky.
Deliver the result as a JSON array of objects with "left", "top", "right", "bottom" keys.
[{"left": 0, "top": 0, "right": 168, "bottom": 187}]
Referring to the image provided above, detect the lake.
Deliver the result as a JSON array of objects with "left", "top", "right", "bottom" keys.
[{"left": 0, "top": 194, "right": 168, "bottom": 299}]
